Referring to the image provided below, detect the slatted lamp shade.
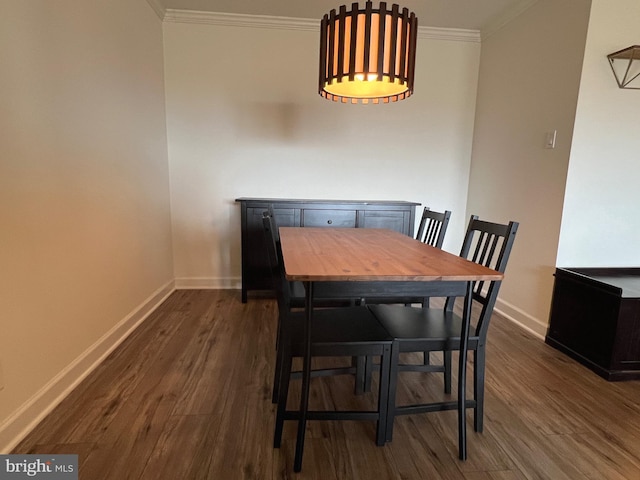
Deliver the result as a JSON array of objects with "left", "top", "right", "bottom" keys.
[{"left": 319, "top": 1, "right": 418, "bottom": 104}]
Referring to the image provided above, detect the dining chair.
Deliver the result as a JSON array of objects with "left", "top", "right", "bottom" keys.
[
  {"left": 414, "top": 206, "right": 452, "bottom": 309},
  {"left": 360, "top": 206, "right": 452, "bottom": 374},
  {"left": 263, "top": 213, "right": 393, "bottom": 472},
  {"left": 368, "top": 215, "right": 518, "bottom": 459},
  {"left": 360, "top": 207, "right": 451, "bottom": 392},
  {"left": 263, "top": 210, "right": 371, "bottom": 403},
  {"left": 361, "top": 206, "right": 452, "bottom": 309},
  {"left": 264, "top": 203, "right": 358, "bottom": 309},
  {"left": 415, "top": 206, "right": 452, "bottom": 248}
]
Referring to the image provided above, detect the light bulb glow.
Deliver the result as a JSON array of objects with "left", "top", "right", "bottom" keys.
[{"left": 324, "top": 76, "right": 407, "bottom": 99}]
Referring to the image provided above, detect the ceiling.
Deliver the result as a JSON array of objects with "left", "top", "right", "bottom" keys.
[{"left": 157, "top": 0, "right": 537, "bottom": 31}]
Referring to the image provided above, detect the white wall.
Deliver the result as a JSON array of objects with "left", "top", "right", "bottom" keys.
[
  {"left": 557, "top": 0, "right": 640, "bottom": 266},
  {"left": 467, "top": 0, "right": 591, "bottom": 336},
  {"left": 163, "top": 16, "right": 482, "bottom": 287},
  {"left": 0, "top": 0, "right": 174, "bottom": 451}
]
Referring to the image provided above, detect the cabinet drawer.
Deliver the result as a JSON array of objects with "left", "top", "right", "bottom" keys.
[
  {"left": 302, "top": 209, "right": 356, "bottom": 228},
  {"left": 360, "top": 210, "right": 408, "bottom": 233},
  {"left": 273, "top": 208, "right": 296, "bottom": 227}
]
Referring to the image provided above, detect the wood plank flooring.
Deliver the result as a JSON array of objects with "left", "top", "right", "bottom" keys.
[{"left": 13, "top": 289, "right": 640, "bottom": 479}]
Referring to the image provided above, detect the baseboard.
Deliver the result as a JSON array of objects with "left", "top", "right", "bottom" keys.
[
  {"left": 494, "top": 297, "right": 548, "bottom": 340},
  {"left": 174, "top": 276, "right": 241, "bottom": 289},
  {"left": 0, "top": 280, "right": 176, "bottom": 453}
]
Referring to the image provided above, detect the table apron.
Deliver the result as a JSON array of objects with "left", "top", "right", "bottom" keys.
[{"left": 308, "top": 280, "right": 468, "bottom": 299}]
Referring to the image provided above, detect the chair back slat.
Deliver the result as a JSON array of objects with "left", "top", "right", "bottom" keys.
[
  {"left": 424, "top": 219, "right": 439, "bottom": 246},
  {"left": 415, "top": 207, "right": 452, "bottom": 248}
]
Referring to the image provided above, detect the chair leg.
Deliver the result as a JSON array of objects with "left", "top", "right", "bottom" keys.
[
  {"left": 272, "top": 311, "right": 287, "bottom": 403},
  {"left": 423, "top": 351, "right": 430, "bottom": 366},
  {"left": 354, "top": 356, "right": 366, "bottom": 394},
  {"left": 273, "top": 347, "right": 292, "bottom": 448},
  {"left": 473, "top": 347, "right": 485, "bottom": 433},
  {"left": 376, "top": 347, "right": 391, "bottom": 446},
  {"left": 421, "top": 296, "right": 431, "bottom": 366},
  {"left": 443, "top": 350, "right": 452, "bottom": 394},
  {"left": 272, "top": 340, "right": 284, "bottom": 404},
  {"left": 364, "top": 355, "right": 374, "bottom": 393},
  {"left": 385, "top": 342, "right": 401, "bottom": 443},
  {"left": 457, "top": 282, "right": 473, "bottom": 461},
  {"left": 457, "top": 350, "right": 468, "bottom": 461},
  {"left": 275, "top": 311, "right": 283, "bottom": 350}
]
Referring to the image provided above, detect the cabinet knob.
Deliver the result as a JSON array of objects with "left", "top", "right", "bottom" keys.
[{"left": 327, "top": 219, "right": 333, "bottom": 225}]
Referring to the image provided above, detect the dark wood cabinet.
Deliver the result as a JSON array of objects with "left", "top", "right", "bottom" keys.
[
  {"left": 546, "top": 267, "right": 640, "bottom": 381},
  {"left": 235, "top": 198, "right": 420, "bottom": 302}
]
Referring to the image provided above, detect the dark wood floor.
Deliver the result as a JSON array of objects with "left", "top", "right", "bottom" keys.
[{"left": 14, "top": 289, "right": 640, "bottom": 479}]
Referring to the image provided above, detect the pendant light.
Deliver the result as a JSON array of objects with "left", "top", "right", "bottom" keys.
[{"left": 319, "top": 1, "right": 418, "bottom": 104}]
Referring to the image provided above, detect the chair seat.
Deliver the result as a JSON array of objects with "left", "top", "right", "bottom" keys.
[
  {"left": 284, "top": 307, "right": 392, "bottom": 355},
  {"left": 369, "top": 304, "right": 460, "bottom": 339},
  {"left": 275, "top": 307, "right": 393, "bottom": 462},
  {"left": 368, "top": 304, "right": 479, "bottom": 349}
]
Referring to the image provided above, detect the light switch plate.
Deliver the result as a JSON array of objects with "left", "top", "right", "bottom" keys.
[{"left": 545, "top": 130, "right": 557, "bottom": 149}]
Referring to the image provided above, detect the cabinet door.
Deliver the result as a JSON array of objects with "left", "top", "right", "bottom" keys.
[
  {"left": 548, "top": 276, "right": 618, "bottom": 369},
  {"left": 244, "top": 207, "right": 274, "bottom": 290},
  {"left": 611, "top": 300, "right": 640, "bottom": 370},
  {"left": 360, "top": 210, "right": 410, "bottom": 234},
  {"left": 302, "top": 209, "right": 357, "bottom": 228}
]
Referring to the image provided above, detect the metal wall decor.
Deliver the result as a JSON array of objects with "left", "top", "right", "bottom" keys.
[
  {"left": 607, "top": 45, "right": 640, "bottom": 89},
  {"left": 319, "top": 1, "right": 418, "bottom": 104}
]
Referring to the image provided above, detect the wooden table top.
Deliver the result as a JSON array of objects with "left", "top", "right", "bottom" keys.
[{"left": 279, "top": 227, "right": 503, "bottom": 282}]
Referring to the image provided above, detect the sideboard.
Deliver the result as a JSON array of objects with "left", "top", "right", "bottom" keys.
[
  {"left": 545, "top": 267, "right": 640, "bottom": 381},
  {"left": 235, "top": 197, "right": 420, "bottom": 302}
]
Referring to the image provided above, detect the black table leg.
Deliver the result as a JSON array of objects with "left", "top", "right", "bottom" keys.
[{"left": 294, "top": 281, "right": 314, "bottom": 472}]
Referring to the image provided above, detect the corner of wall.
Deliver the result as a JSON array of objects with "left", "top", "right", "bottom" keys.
[
  {"left": 495, "top": 297, "right": 548, "bottom": 340},
  {"left": 145, "top": 0, "right": 166, "bottom": 20},
  {"left": 481, "top": 0, "right": 540, "bottom": 39}
]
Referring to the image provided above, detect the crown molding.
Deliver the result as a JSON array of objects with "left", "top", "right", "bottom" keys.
[
  {"left": 163, "top": 10, "right": 318, "bottom": 31},
  {"left": 418, "top": 27, "right": 480, "bottom": 43},
  {"left": 163, "top": 9, "right": 481, "bottom": 42},
  {"left": 481, "top": 0, "right": 539, "bottom": 39},
  {"left": 145, "top": 0, "right": 166, "bottom": 20}
]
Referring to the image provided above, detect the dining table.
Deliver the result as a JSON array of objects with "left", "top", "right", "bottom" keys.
[{"left": 278, "top": 226, "right": 504, "bottom": 469}]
